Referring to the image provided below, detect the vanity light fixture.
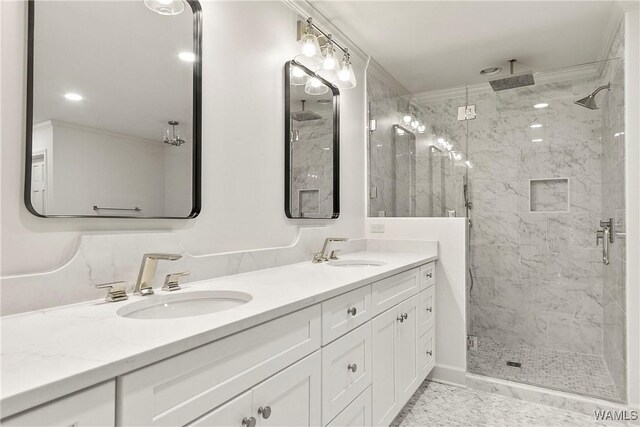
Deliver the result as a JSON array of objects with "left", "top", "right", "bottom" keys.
[
  {"left": 402, "top": 114, "right": 412, "bottom": 124},
  {"left": 64, "top": 92, "right": 83, "bottom": 101},
  {"left": 295, "top": 18, "right": 357, "bottom": 89},
  {"left": 178, "top": 52, "right": 196, "bottom": 62},
  {"left": 534, "top": 103, "right": 549, "bottom": 109},
  {"left": 144, "top": 0, "right": 185, "bottom": 16},
  {"left": 163, "top": 121, "right": 186, "bottom": 146}
]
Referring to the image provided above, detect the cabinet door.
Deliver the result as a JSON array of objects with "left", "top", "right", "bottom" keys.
[
  {"left": 1, "top": 381, "right": 115, "bottom": 427},
  {"left": 395, "top": 295, "right": 420, "bottom": 405},
  {"left": 371, "top": 307, "right": 398, "bottom": 426},
  {"left": 252, "top": 351, "right": 321, "bottom": 427},
  {"left": 189, "top": 391, "right": 252, "bottom": 427}
]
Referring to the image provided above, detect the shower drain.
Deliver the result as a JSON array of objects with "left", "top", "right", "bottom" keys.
[{"left": 506, "top": 361, "right": 522, "bottom": 368}]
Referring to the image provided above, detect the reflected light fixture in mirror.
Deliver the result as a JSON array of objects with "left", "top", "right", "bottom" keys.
[
  {"left": 290, "top": 65, "right": 307, "bottom": 85},
  {"left": 64, "top": 92, "right": 83, "bottom": 101},
  {"left": 305, "top": 76, "right": 329, "bottom": 95},
  {"left": 178, "top": 51, "right": 195, "bottom": 62},
  {"left": 144, "top": 0, "right": 185, "bottom": 15}
]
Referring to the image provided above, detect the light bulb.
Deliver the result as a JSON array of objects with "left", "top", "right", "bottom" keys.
[
  {"left": 417, "top": 125, "right": 426, "bottom": 133},
  {"left": 402, "top": 115, "right": 412, "bottom": 124},
  {"left": 302, "top": 39, "right": 317, "bottom": 57},
  {"left": 437, "top": 137, "right": 445, "bottom": 144},
  {"left": 411, "top": 120, "right": 419, "bottom": 129}
]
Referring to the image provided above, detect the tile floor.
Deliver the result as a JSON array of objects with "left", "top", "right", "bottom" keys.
[
  {"left": 467, "top": 337, "right": 621, "bottom": 401},
  {"left": 392, "top": 381, "right": 617, "bottom": 426}
]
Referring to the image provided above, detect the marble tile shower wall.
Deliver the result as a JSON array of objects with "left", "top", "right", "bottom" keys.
[
  {"left": 601, "top": 25, "right": 626, "bottom": 401},
  {"left": 422, "top": 78, "right": 608, "bottom": 356},
  {"left": 290, "top": 108, "right": 334, "bottom": 217},
  {"left": 368, "top": 73, "right": 405, "bottom": 217}
]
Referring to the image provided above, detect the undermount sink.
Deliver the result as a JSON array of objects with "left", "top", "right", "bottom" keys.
[
  {"left": 328, "top": 260, "right": 386, "bottom": 267},
  {"left": 117, "top": 290, "right": 252, "bottom": 320}
]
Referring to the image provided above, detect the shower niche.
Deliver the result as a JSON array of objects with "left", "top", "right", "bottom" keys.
[{"left": 284, "top": 61, "right": 340, "bottom": 219}]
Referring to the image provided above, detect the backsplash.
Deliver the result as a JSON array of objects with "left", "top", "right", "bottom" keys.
[{"left": 0, "top": 228, "right": 366, "bottom": 316}]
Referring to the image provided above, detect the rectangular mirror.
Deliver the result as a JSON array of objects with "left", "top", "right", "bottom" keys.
[
  {"left": 25, "top": 0, "right": 202, "bottom": 218},
  {"left": 284, "top": 61, "right": 339, "bottom": 219}
]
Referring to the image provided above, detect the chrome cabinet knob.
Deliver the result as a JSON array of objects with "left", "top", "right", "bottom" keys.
[
  {"left": 426, "top": 307, "right": 433, "bottom": 312},
  {"left": 347, "top": 307, "right": 357, "bottom": 316},
  {"left": 425, "top": 272, "right": 433, "bottom": 279},
  {"left": 242, "top": 417, "right": 256, "bottom": 427},
  {"left": 402, "top": 313, "right": 408, "bottom": 320},
  {"left": 397, "top": 315, "right": 404, "bottom": 323},
  {"left": 348, "top": 363, "right": 357, "bottom": 372},
  {"left": 258, "top": 406, "right": 271, "bottom": 419},
  {"left": 426, "top": 350, "right": 433, "bottom": 356}
]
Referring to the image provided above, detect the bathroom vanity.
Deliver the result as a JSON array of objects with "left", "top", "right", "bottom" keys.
[{"left": 0, "top": 252, "right": 436, "bottom": 426}]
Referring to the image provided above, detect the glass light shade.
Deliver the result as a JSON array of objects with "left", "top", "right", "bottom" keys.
[
  {"left": 144, "top": 0, "right": 185, "bottom": 15},
  {"left": 290, "top": 65, "right": 307, "bottom": 86},
  {"left": 417, "top": 124, "right": 426, "bottom": 133},
  {"left": 305, "top": 77, "right": 329, "bottom": 95},
  {"left": 294, "top": 54, "right": 322, "bottom": 71},
  {"left": 333, "top": 61, "right": 356, "bottom": 89},
  {"left": 411, "top": 120, "right": 419, "bottom": 129},
  {"left": 301, "top": 31, "right": 321, "bottom": 57},
  {"left": 316, "top": 43, "right": 339, "bottom": 82}
]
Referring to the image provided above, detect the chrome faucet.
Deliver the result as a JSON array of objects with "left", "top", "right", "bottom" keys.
[
  {"left": 135, "top": 253, "right": 182, "bottom": 295},
  {"left": 313, "top": 238, "right": 348, "bottom": 263},
  {"left": 596, "top": 219, "right": 614, "bottom": 265}
]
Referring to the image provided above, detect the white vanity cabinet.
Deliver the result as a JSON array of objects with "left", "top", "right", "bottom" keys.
[
  {"left": 1, "top": 381, "right": 115, "bottom": 427},
  {"left": 371, "top": 294, "right": 420, "bottom": 427}
]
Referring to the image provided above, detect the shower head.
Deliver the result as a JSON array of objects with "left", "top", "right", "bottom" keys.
[
  {"left": 489, "top": 59, "right": 535, "bottom": 92},
  {"left": 291, "top": 100, "right": 321, "bottom": 121},
  {"left": 574, "top": 83, "right": 610, "bottom": 110}
]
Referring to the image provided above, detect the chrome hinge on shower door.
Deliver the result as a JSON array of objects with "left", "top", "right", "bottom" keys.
[{"left": 458, "top": 105, "right": 476, "bottom": 121}]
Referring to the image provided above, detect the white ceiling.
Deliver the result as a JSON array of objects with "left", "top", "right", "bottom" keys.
[
  {"left": 309, "top": 1, "right": 623, "bottom": 94},
  {"left": 33, "top": 1, "right": 194, "bottom": 142}
]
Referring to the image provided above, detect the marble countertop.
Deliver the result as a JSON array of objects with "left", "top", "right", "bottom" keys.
[{"left": 0, "top": 250, "right": 436, "bottom": 418}]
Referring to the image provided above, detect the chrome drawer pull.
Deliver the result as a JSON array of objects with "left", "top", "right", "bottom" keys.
[
  {"left": 425, "top": 272, "right": 433, "bottom": 279},
  {"left": 258, "top": 406, "right": 271, "bottom": 419},
  {"left": 426, "top": 307, "right": 433, "bottom": 312},
  {"left": 348, "top": 363, "right": 357, "bottom": 372},
  {"left": 347, "top": 307, "right": 357, "bottom": 316},
  {"left": 426, "top": 350, "right": 433, "bottom": 356},
  {"left": 242, "top": 417, "right": 256, "bottom": 427}
]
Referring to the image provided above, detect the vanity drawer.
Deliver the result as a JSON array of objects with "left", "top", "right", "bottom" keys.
[
  {"left": 371, "top": 269, "right": 419, "bottom": 316},
  {"left": 321, "top": 323, "right": 372, "bottom": 425},
  {"left": 325, "top": 387, "right": 371, "bottom": 427},
  {"left": 418, "top": 327, "right": 435, "bottom": 380},
  {"left": 418, "top": 286, "right": 435, "bottom": 337},
  {"left": 322, "top": 285, "right": 372, "bottom": 345},
  {"left": 118, "top": 305, "right": 321, "bottom": 427},
  {"left": 419, "top": 262, "right": 435, "bottom": 291}
]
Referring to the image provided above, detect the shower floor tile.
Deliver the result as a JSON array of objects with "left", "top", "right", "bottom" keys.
[
  {"left": 392, "top": 381, "right": 615, "bottom": 426},
  {"left": 468, "top": 337, "right": 621, "bottom": 402}
]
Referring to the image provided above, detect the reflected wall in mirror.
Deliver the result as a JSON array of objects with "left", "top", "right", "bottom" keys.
[
  {"left": 285, "top": 61, "right": 339, "bottom": 219},
  {"left": 25, "top": 0, "right": 202, "bottom": 218}
]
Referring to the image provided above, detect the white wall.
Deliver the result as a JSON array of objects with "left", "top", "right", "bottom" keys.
[
  {"left": 0, "top": 0, "right": 366, "bottom": 276},
  {"left": 364, "top": 217, "right": 468, "bottom": 386}
]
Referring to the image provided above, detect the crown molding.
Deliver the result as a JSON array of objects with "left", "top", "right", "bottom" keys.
[
  {"left": 366, "top": 57, "right": 411, "bottom": 97},
  {"left": 281, "top": 0, "right": 369, "bottom": 69},
  {"left": 618, "top": 1, "right": 640, "bottom": 12},
  {"left": 413, "top": 62, "right": 600, "bottom": 104}
]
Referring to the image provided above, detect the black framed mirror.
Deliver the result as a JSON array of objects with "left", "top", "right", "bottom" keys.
[
  {"left": 25, "top": 0, "right": 202, "bottom": 218},
  {"left": 284, "top": 60, "right": 340, "bottom": 219}
]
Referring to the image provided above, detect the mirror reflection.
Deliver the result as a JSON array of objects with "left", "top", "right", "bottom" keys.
[
  {"left": 286, "top": 62, "right": 339, "bottom": 219},
  {"left": 27, "top": 0, "right": 200, "bottom": 218}
]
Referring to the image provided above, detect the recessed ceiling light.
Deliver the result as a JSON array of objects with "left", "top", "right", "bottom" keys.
[
  {"left": 178, "top": 52, "right": 196, "bottom": 62},
  {"left": 534, "top": 103, "right": 549, "bottom": 109},
  {"left": 532, "top": 138, "right": 543, "bottom": 142},
  {"left": 480, "top": 67, "right": 502, "bottom": 76},
  {"left": 530, "top": 123, "right": 543, "bottom": 128},
  {"left": 64, "top": 93, "right": 83, "bottom": 101}
]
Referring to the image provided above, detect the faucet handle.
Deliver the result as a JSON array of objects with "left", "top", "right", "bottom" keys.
[
  {"left": 312, "top": 252, "right": 325, "bottom": 263},
  {"left": 96, "top": 281, "right": 128, "bottom": 302},
  {"left": 329, "top": 250, "right": 341, "bottom": 260},
  {"left": 162, "top": 272, "right": 190, "bottom": 292}
]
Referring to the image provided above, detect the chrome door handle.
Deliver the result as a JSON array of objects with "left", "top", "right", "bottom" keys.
[
  {"left": 258, "top": 406, "right": 271, "bottom": 419},
  {"left": 348, "top": 363, "right": 357, "bottom": 372},
  {"left": 347, "top": 307, "right": 357, "bottom": 316},
  {"left": 242, "top": 417, "right": 256, "bottom": 427}
]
